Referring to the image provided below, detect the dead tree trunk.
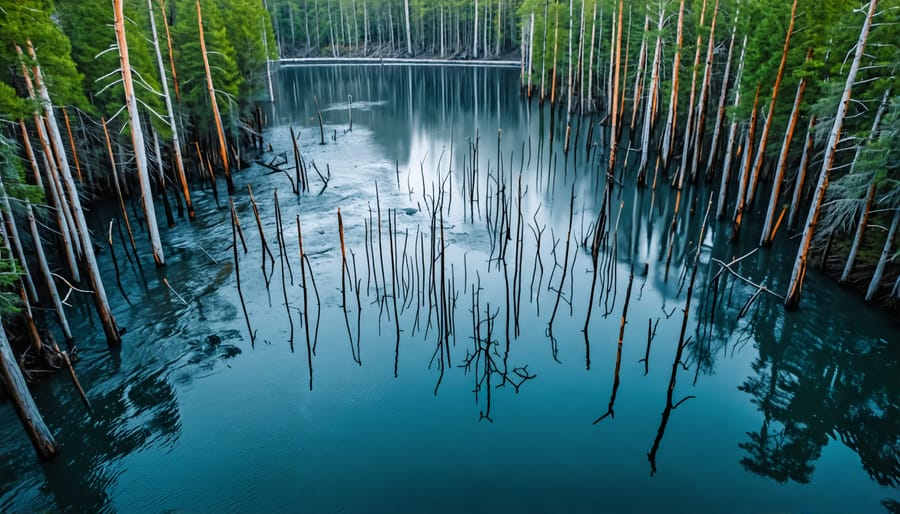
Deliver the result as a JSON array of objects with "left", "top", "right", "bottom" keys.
[
  {"left": 676, "top": 0, "right": 708, "bottom": 189},
  {"left": 197, "top": 0, "right": 234, "bottom": 195},
  {"left": 688, "top": 0, "right": 719, "bottom": 182},
  {"left": 0, "top": 180, "right": 38, "bottom": 304},
  {"left": 787, "top": 115, "right": 815, "bottom": 230},
  {"left": 637, "top": 2, "right": 665, "bottom": 184},
  {"left": 760, "top": 52, "right": 810, "bottom": 247},
  {"left": 731, "top": 82, "right": 761, "bottom": 238},
  {"left": 150, "top": 0, "right": 193, "bottom": 217},
  {"left": 785, "top": 0, "right": 878, "bottom": 309},
  {"left": 26, "top": 204, "right": 72, "bottom": 342},
  {"left": 706, "top": 21, "right": 740, "bottom": 181},
  {"left": 27, "top": 42, "right": 121, "bottom": 344},
  {"left": 0, "top": 325, "right": 59, "bottom": 460},
  {"left": 660, "top": 0, "right": 685, "bottom": 168},
  {"left": 606, "top": 0, "right": 624, "bottom": 175},
  {"left": 747, "top": 0, "right": 798, "bottom": 207},
  {"left": 115, "top": 0, "right": 165, "bottom": 266},
  {"left": 865, "top": 209, "right": 899, "bottom": 302},
  {"left": 840, "top": 87, "right": 891, "bottom": 282}
]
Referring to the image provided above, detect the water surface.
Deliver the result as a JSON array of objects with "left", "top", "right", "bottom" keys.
[{"left": 0, "top": 64, "right": 897, "bottom": 513}]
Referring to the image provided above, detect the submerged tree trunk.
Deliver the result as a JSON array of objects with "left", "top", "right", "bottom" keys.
[
  {"left": 27, "top": 42, "right": 121, "bottom": 345},
  {"left": 787, "top": 115, "right": 816, "bottom": 230},
  {"left": 0, "top": 326, "right": 59, "bottom": 459},
  {"left": 149, "top": 0, "right": 193, "bottom": 218},
  {"left": 785, "top": 0, "right": 878, "bottom": 309},
  {"left": 607, "top": 0, "right": 624, "bottom": 174},
  {"left": 660, "top": 0, "right": 685, "bottom": 168},
  {"left": 840, "top": 87, "right": 891, "bottom": 282},
  {"left": 688, "top": 0, "right": 718, "bottom": 182},
  {"left": 865, "top": 209, "right": 899, "bottom": 302},
  {"left": 676, "top": 0, "right": 708, "bottom": 189},
  {"left": 705, "top": 12, "right": 739, "bottom": 181},
  {"left": 116, "top": 0, "right": 165, "bottom": 266},
  {"left": 637, "top": 2, "right": 664, "bottom": 184},
  {"left": 197, "top": 0, "right": 234, "bottom": 195},
  {"left": 760, "top": 54, "right": 809, "bottom": 247},
  {"left": 731, "top": 83, "right": 761, "bottom": 239}
]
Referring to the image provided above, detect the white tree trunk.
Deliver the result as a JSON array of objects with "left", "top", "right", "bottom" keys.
[
  {"left": 637, "top": 2, "right": 665, "bottom": 183},
  {"left": 787, "top": 115, "right": 815, "bottom": 230},
  {"left": 584, "top": 3, "right": 597, "bottom": 113},
  {"left": 27, "top": 204, "right": 72, "bottom": 341},
  {"left": 705, "top": 22, "right": 740, "bottom": 181},
  {"left": 404, "top": 0, "right": 412, "bottom": 54},
  {"left": 474, "top": 0, "right": 479, "bottom": 58},
  {"left": 785, "top": 0, "right": 878, "bottom": 309},
  {"left": 866, "top": 209, "right": 899, "bottom": 302},
  {"left": 115, "top": 0, "right": 165, "bottom": 266},
  {"left": 0, "top": 326, "right": 58, "bottom": 459},
  {"left": 760, "top": 69, "right": 807, "bottom": 246},
  {"left": 150, "top": 0, "right": 194, "bottom": 217},
  {"left": 660, "top": 0, "right": 685, "bottom": 167},
  {"left": 840, "top": 87, "right": 891, "bottom": 281},
  {"left": 677, "top": 0, "right": 708, "bottom": 189}
]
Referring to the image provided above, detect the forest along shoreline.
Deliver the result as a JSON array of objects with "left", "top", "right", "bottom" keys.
[{"left": 1, "top": 0, "right": 898, "bottom": 464}]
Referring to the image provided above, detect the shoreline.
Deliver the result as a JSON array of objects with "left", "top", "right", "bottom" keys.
[{"left": 276, "top": 57, "right": 520, "bottom": 68}]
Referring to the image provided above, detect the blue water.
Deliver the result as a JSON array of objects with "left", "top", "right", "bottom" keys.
[{"left": 0, "top": 65, "right": 897, "bottom": 513}]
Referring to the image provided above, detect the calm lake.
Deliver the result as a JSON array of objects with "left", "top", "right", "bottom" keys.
[{"left": 1, "top": 64, "right": 897, "bottom": 513}]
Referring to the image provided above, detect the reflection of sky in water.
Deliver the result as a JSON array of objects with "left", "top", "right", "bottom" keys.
[{"left": 0, "top": 65, "right": 896, "bottom": 514}]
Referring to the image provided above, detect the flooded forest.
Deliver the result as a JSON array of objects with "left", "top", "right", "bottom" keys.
[{"left": 1, "top": 0, "right": 898, "bottom": 512}]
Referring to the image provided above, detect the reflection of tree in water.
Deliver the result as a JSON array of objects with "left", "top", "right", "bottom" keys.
[
  {"left": 23, "top": 332, "right": 242, "bottom": 512},
  {"left": 738, "top": 301, "right": 898, "bottom": 488},
  {"left": 686, "top": 228, "right": 899, "bottom": 493}
]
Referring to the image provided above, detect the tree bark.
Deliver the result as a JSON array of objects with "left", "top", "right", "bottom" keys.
[
  {"left": 839, "top": 87, "right": 891, "bottom": 281},
  {"left": 731, "top": 82, "right": 761, "bottom": 238},
  {"left": 404, "top": 0, "right": 412, "bottom": 54},
  {"left": 787, "top": 115, "right": 815, "bottom": 230},
  {"left": 660, "top": 0, "right": 685, "bottom": 168},
  {"left": 865, "top": 209, "right": 899, "bottom": 302},
  {"left": 747, "top": 0, "right": 798, "bottom": 207},
  {"left": 677, "top": 0, "right": 708, "bottom": 189},
  {"left": 705, "top": 19, "right": 740, "bottom": 181},
  {"left": 637, "top": 2, "right": 665, "bottom": 184},
  {"left": 115, "top": 0, "right": 165, "bottom": 266},
  {"left": 0, "top": 326, "right": 58, "bottom": 460},
  {"left": 27, "top": 42, "right": 121, "bottom": 344},
  {"left": 760, "top": 55, "right": 809, "bottom": 247},
  {"left": 688, "top": 0, "right": 719, "bottom": 182},
  {"left": 197, "top": 0, "right": 234, "bottom": 195}
]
